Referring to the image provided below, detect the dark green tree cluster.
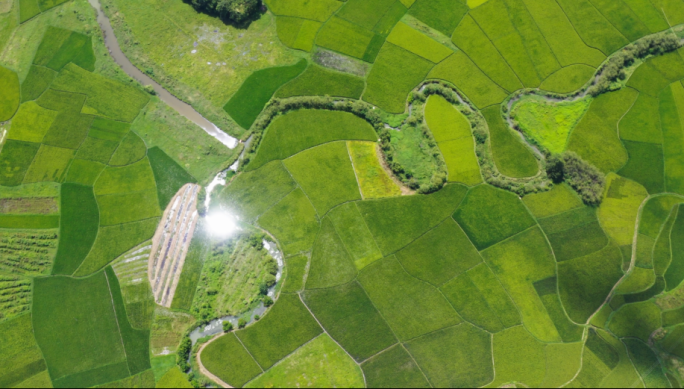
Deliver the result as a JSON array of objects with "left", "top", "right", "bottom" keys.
[
  {"left": 187, "top": 0, "right": 261, "bottom": 24},
  {"left": 589, "top": 32, "right": 681, "bottom": 96},
  {"left": 177, "top": 336, "right": 192, "bottom": 372},
  {"left": 546, "top": 152, "right": 605, "bottom": 205}
]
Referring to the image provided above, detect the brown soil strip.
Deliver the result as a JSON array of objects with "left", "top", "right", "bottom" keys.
[
  {"left": 0, "top": 198, "right": 58, "bottom": 214},
  {"left": 375, "top": 143, "right": 415, "bottom": 196},
  {"left": 197, "top": 333, "right": 233, "bottom": 389}
]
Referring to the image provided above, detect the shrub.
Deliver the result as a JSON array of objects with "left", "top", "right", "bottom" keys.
[
  {"left": 238, "top": 318, "right": 247, "bottom": 329},
  {"left": 177, "top": 337, "right": 191, "bottom": 371},
  {"left": 188, "top": 0, "right": 261, "bottom": 24},
  {"left": 223, "top": 321, "right": 233, "bottom": 332},
  {"left": 254, "top": 315, "right": 260, "bottom": 321},
  {"left": 546, "top": 155, "right": 565, "bottom": 183},
  {"left": 473, "top": 129, "right": 487, "bottom": 144},
  {"left": 562, "top": 152, "right": 605, "bottom": 206},
  {"left": 263, "top": 296, "right": 274, "bottom": 307}
]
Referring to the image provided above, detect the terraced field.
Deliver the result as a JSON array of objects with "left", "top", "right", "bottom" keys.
[{"left": 3, "top": 0, "right": 684, "bottom": 387}]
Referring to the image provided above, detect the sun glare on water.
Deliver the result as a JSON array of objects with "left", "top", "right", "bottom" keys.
[{"left": 206, "top": 211, "right": 240, "bottom": 237}]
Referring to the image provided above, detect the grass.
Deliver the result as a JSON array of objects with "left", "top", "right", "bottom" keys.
[
  {"left": 0, "top": 214, "right": 59, "bottom": 228},
  {"left": 265, "top": 0, "right": 341, "bottom": 21},
  {"left": 335, "top": 0, "right": 395, "bottom": 30},
  {"left": 52, "top": 184, "right": 99, "bottom": 275},
  {"left": 599, "top": 174, "right": 649, "bottom": 246},
  {"left": 23, "top": 145, "right": 74, "bottom": 184},
  {"left": 619, "top": 94, "right": 662, "bottom": 144},
  {"left": 282, "top": 255, "right": 308, "bottom": 293},
  {"left": 511, "top": 95, "right": 591, "bottom": 154},
  {"left": 428, "top": 52, "right": 508, "bottom": 109},
  {"left": 237, "top": 293, "right": 322, "bottom": 369},
  {"left": 75, "top": 218, "right": 159, "bottom": 276},
  {"left": 425, "top": 95, "right": 481, "bottom": 185},
  {"left": 75, "top": 136, "right": 121, "bottom": 164},
  {"left": 224, "top": 59, "right": 307, "bottom": 130},
  {"left": 489, "top": 326, "right": 546, "bottom": 387},
  {"left": 469, "top": 0, "right": 543, "bottom": 88},
  {"left": 0, "top": 314, "right": 47, "bottom": 388},
  {"left": 451, "top": 15, "right": 522, "bottom": 93},
  {"left": 257, "top": 188, "right": 319, "bottom": 257},
  {"left": 396, "top": 218, "right": 481, "bottom": 286},
  {"left": 171, "top": 223, "right": 209, "bottom": 311},
  {"left": 148, "top": 147, "right": 196, "bottom": 209},
  {"left": 109, "top": 131, "right": 146, "bottom": 167},
  {"left": 306, "top": 217, "right": 357, "bottom": 289},
  {"left": 661, "top": 83, "right": 684, "bottom": 196},
  {"left": 518, "top": 0, "right": 605, "bottom": 67},
  {"left": 131, "top": 97, "right": 237, "bottom": 183},
  {"left": 20, "top": 65, "right": 56, "bottom": 103},
  {"left": 42, "top": 112, "right": 93, "bottom": 150},
  {"left": 315, "top": 17, "right": 376, "bottom": 60},
  {"left": 8, "top": 101, "right": 58, "bottom": 143},
  {"left": 94, "top": 157, "right": 156, "bottom": 196},
  {"left": 363, "top": 43, "right": 434, "bottom": 114},
  {"left": 453, "top": 184, "right": 536, "bottom": 250},
  {"left": 348, "top": 141, "right": 401, "bottom": 199},
  {"left": 155, "top": 367, "right": 192, "bottom": 388},
  {"left": 245, "top": 334, "right": 365, "bottom": 388},
  {"left": 328, "top": 202, "right": 383, "bottom": 270},
  {"left": 220, "top": 161, "right": 297, "bottom": 222},
  {"left": 408, "top": 0, "right": 468, "bottom": 36},
  {"left": 523, "top": 183, "right": 583, "bottom": 218},
  {"left": 303, "top": 282, "right": 396, "bottom": 362},
  {"left": 405, "top": 323, "right": 493, "bottom": 388},
  {"left": 97, "top": 189, "right": 161, "bottom": 226},
  {"left": 558, "top": 244, "right": 623, "bottom": 323},
  {"left": 45, "top": 31, "right": 95, "bottom": 72},
  {"left": 555, "top": 0, "right": 628, "bottom": 56},
  {"left": 32, "top": 272, "right": 127, "bottom": 382},
  {"left": 540, "top": 65, "right": 596, "bottom": 94},
  {"left": 0, "top": 65, "right": 19, "bottom": 121},
  {"left": 566, "top": 88, "right": 637, "bottom": 172},
  {"left": 357, "top": 183, "right": 468, "bottom": 255},
  {"left": 358, "top": 256, "right": 460, "bottom": 341},
  {"left": 665, "top": 209, "right": 684, "bottom": 291},
  {"left": 361, "top": 345, "right": 430, "bottom": 388},
  {"left": 386, "top": 22, "right": 452, "bottom": 63},
  {"left": 284, "top": 142, "right": 361, "bottom": 216},
  {"left": 200, "top": 333, "right": 262, "bottom": 387},
  {"left": 88, "top": 117, "right": 130, "bottom": 142},
  {"left": 52, "top": 63, "right": 149, "bottom": 123},
  {"left": 482, "top": 106, "right": 539, "bottom": 178},
  {"left": 618, "top": 140, "right": 665, "bottom": 194},
  {"left": 388, "top": 122, "right": 440, "bottom": 183},
  {"left": 0, "top": 140, "right": 40, "bottom": 186},
  {"left": 0, "top": 230, "right": 58, "bottom": 275},
  {"left": 482, "top": 227, "right": 560, "bottom": 342},
  {"left": 19, "top": 0, "right": 41, "bottom": 23},
  {"left": 275, "top": 65, "right": 365, "bottom": 99},
  {"left": 608, "top": 301, "right": 661, "bottom": 342},
  {"left": 248, "top": 110, "right": 376, "bottom": 171}
]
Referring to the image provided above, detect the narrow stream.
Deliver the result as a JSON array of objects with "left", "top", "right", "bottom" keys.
[{"left": 86, "top": 0, "right": 239, "bottom": 149}]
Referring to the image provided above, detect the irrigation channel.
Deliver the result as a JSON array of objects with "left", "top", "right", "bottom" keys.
[{"left": 86, "top": 0, "right": 239, "bottom": 149}]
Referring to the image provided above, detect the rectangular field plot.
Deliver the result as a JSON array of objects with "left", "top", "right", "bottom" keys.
[
  {"left": 0, "top": 229, "right": 58, "bottom": 275},
  {"left": 336, "top": 0, "right": 396, "bottom": 30},
  {"left": 19, "top": 0, "right": 40, "bottom": 23},
  {"left": 22, "top": 145, "right": 74, "bottom": 184},
  {"left": 361, "top": 345, "right": 430, "bottom": 388},
  {"left": 42, "top": 112, "right": 93, "bottom": 150},
  {"left": 52, "top": 184, "right": 99, "bottom": 275},
  {"left": 275, "top": 65, "right": 365, "bottom": 99},
  {"left": 556, "top": 0, "right": 628, "bottom": 56},
  {"left": 482, "top": 106, "right": 539, "bottom": 178},
  {"left": 408, "top": 0, "right": 468, "bottom": 36},
  {"left": 0, "top": 141, "right": 41, "bottom": 186},
  {"left": 94, "top": 158, "right": 156, "bottom": 196},
  {"left": 201, "top": 333, "right": 264, "bottom": 388},
  {"left": 662, "top": 83, "right": 684, "bottom": 196},
  {"left": 0, "top": 314, "right": 48, "bottom": 388},
  {"left": 363, "top": 43, "right": 434, "bottom": 113},
  {"left": 315, "top": 17, "right": 376, "bottom": 60},
  {"left": 20, "top": 66, "right": 56, "bottom": 103},
  {"left": 237, "top": 293, "right": 322, "bottom": 369},
  {"left": 347, "top": 141, "right": 402, "bottom": 200},
  {"left": 283, "top": 142, "right": 361, "bottom": 216},
  {"left": 386, "top": 22, "right": 453, "bottom": 63},
  {"left": 305, "top": 217, "right": 357, "bottom": 289},
  {"left": 265, "top": 0, "right": 341, "bottom": 21},
  {"left": 275, "top": 17, "right": 321, "bottom": 52},
  {"left": 8, "top": 101, "right": 58, "bottom": 144},
  {"left": 97, "top": 189, "right": 161, "bottom": 226},
  {"left": 618, "top": 140, "right": 665, "bottom": 194},
  {"left": 358, "top": 256, "right": 461, "bottom": 341},
  {"left": 328, "top": 202, "right": 383, "bottom": 270},
  {"left": 303, "top": 282, "right": 396, "bottom": 361}
]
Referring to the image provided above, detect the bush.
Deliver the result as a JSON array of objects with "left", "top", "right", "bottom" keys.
[
  {"left": 177, "top": 336, "right": 192, "bottom": 371},
  {"left": 238, "top": 318, "right": 247, "bottom": 329},
  {"left": 546, "top": 155, "right": 565, "bottom": 183},
  {"left": 263, "top": 296, "right": 274, "bottom": 307},
  {"left": 473, "top": 129, "right": 487, "bottom": 144},
  {"left": 561, "top": 152, "right": 605, "bottom": 206},
  {"left": 144, "top": 85, "right": 156, "bottom": 95},
  {"left": 188, "top": 0, "right": 262, "bottom": 24},
  {"left": 223, "top": 321, "right": 233, "bottom": 332},
  {"left": 254, "top": 315, "right": 260, "bottom": 321}
]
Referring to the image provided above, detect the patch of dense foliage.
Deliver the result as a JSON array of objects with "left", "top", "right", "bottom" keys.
[
  {"left": 546, "top": 152, "right": 605, "bottom": 206},
  {"left": 187, "top": 0, "right": 262, "bottom": 25}
]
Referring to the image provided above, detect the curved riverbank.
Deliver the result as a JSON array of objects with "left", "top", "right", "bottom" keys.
[{"left": 86, "top": 0, "right": 238, "bottom": 149}]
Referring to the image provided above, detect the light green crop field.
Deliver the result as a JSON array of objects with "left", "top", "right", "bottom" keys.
[{"left": 6, "top": 1, "right": 684, "bottom": 387}]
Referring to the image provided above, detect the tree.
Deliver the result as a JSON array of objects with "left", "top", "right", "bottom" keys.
[
  {"left": 188, "top": 0, "right": 261, "bottom": 25},
  {"left": 263, "top": 296, "right": 273, "bottom": 307},
  {"left": 238, "top": 318, "right": 247, "bottom": 328},
  {"left": 546, "top": 155, "right": 564, "bottom": 183},
  {"left": 222, "top": 321, "right": 233, "bottom": 332}
]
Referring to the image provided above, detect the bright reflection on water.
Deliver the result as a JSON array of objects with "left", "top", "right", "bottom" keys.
[{"left": 205, "top": 211, "right": 240, "bottom": 237}]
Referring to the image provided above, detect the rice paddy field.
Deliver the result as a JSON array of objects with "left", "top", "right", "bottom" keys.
[{"left": 4, "top": 0, "right": 684, "bottom": 387}]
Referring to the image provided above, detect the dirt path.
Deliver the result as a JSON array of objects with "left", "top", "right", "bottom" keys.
[{"left": 197, "top": 333, "right": 233, "bottom": 389}]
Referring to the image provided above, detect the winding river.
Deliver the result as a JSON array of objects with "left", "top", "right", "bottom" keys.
[{"left": 86, "top": 0, "right": 239, "bottom": 149}]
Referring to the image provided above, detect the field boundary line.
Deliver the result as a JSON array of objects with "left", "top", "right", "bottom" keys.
[
  {"left": 196, "top": 333, "right": 234, "bottom": 388},
  {"left": 103, "top": 268, "right": 132, "bottom": 376},
  {"left": 400, "top": 343, "right": 434, "bottom": 388},
  {"left": 233, "top": 331, "right": 265, "bottom": 373},
  {"left": 297, "top": 293, "right": 368, "bottom": 388},
  {"left": 345, "top": 141, "right": 364, "bottom": 200}
]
